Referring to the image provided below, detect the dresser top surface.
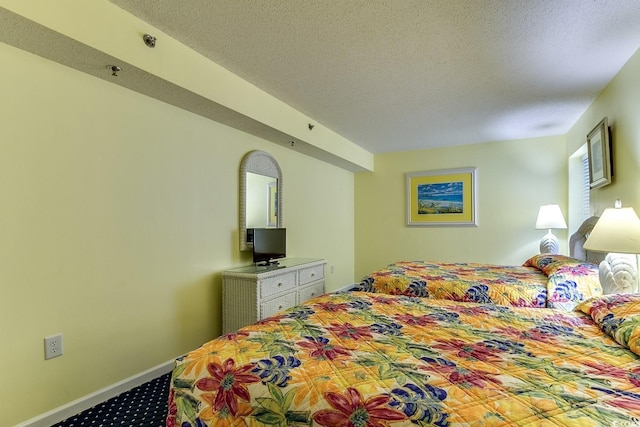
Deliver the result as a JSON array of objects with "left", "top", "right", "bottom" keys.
[{"left": 224, "top": 258, "right": 325, "bottom": 276}]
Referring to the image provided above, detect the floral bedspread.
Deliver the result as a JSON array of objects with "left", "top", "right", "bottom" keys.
[
  {"left": 167, "top": 292, "right": 640, "bottom": 426},
  {"left": 355, "top": 255, "right": 601, "bottom": 310}
]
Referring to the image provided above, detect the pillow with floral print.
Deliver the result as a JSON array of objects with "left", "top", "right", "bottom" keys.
[
  {"left": 524, "top": 254, "right": 602, "bottom": 310},
  {"left": 577, "top": 293, "right": 640, "bottom": 356}
]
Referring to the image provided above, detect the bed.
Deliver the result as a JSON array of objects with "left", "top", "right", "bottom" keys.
[
  {"left": 353, "top": 254, "right": 602, "bottom": 311},
  {"left": 166, "top": 221, "right": 640, "bottom": 425},
  {"left": 167, "top": 291, "right": 640, "bottom": 426}
]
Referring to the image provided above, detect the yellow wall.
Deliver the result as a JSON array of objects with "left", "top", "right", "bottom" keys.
[
  {"left": 353, "top": 46, "right": 640, "bottom": 282},
  {"left": 0, "top": 0, "right": 373, "bottom": 173},
  {"left": 566, "top": 47, "right": 640, "bottom": 215},
  {"left": 0, "top": 41, "right": 354, "bottom": 426},
  {"left": 354, "top": 136, "right": 568, "bottom": 278},
  {"left": 3, "top": 1, "right": 639, "bottom": 424}
]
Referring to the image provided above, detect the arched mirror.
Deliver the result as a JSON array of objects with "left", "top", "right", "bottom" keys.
[{"left": 239, "top": 150, "right": 283, "bottom": 251}]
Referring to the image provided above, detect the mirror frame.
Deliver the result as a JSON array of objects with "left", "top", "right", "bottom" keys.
[{"left": 239, "top": 150, "right": 283, "bottom": 251}]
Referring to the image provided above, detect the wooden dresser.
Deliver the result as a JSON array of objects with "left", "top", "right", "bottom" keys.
[{"left": 222, "top": 258, "right": 326, "bottom": 334}]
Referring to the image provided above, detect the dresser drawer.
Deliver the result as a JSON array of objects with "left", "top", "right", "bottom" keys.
[
  {"left": 298, "top": 281, "right": 324, "bottom": 304},
  {"left": 260, "top": 272, "right": 297, "bottom": 298},
  {"left": 299, "top": 264, "right": 325, "bottom": 286},
  {"left": 222, "top": 259, "right": 327, "bottom": 333},
  {"left": 261, "top": 293, "right": 297, "bottom": 319}
]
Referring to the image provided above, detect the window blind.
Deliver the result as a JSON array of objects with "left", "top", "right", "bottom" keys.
[{"left": 581, "top": 153, "right": 590, "bottom": 219}]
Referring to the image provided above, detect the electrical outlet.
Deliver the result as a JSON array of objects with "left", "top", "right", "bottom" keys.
[{"left": 44, "top": 334, "right": 63, "bottom": 360}]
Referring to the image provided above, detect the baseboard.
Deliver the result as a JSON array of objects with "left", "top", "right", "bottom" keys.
[
  {"left": 334, "top": 282, "right": 359, "bottom": 293},
  {"left": 15, "top": 359, "right": 175, "bottom": 427}
]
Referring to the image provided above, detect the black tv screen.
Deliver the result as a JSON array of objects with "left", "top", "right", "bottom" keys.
[{"left": 252, "top": 228, "right": 286, "bottom": 265}]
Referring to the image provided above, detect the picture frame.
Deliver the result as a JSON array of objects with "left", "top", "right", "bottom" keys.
[
  {"left": 406, "top": 167, "right": 478, "bottom": 226},
  {"left": 587, "top": 117, "right": 612, "bottom": 189}
]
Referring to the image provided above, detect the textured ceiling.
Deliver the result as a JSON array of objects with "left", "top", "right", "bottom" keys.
[{"left": 109, "top": 0, "right": 640, "bottom": 153}]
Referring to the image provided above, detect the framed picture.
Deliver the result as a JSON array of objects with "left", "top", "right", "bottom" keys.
[
  {"left": 587, "top": 117, "right": 612, "bottom": 189},
  {"left": 406, "top": 167, "right": 478, "bottom": 226}
]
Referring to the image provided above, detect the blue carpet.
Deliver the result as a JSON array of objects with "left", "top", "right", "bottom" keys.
[{"left": 52, "top": 373, "right": 170, "bottom": 427}]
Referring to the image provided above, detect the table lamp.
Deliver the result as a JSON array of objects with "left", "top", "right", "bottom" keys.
[
  {"left": 535, "top": 204, "right": 567, "bottom": 254},
  {"left": 583, "top": 200, "right": 640, "bottom": 294}
]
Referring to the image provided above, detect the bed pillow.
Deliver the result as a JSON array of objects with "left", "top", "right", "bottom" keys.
[
  {"left": 523, "top": 254, "right": 602, "bottom": 310},
  {"left": 354, "top": 260, "right": 549, "bottom": 307},
  {"left": 577, "top": 294, "right": 640, "bottom": 356},
  {"left": 354, "top": 262, "right": 429, "bottom": 297}
]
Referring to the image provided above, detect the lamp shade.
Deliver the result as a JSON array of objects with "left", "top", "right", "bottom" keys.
[
  {"left": 535, "top": 204, "right": 567, "bottom": 230},
  {"left": 584, "top": 206, "right": 640, "bottom": 254}
]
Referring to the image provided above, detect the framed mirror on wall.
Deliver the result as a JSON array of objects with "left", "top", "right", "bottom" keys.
[{"left": 239, "top": 150, "right": 283, "bottom": 251}]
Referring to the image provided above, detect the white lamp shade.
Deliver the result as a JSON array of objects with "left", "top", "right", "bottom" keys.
[
  {"left": 584, "top": 206, "right": 640, "bottom": 254},
  {"left": 535, "top": 204, "right": 567, "bottom": 230}
]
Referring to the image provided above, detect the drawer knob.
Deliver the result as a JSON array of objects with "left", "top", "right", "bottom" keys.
[
  {"left": 311, "top": 273, "right": 315, "bottom": 277},
  {"left": 278, "top": 305, "right": 283, "bottom": 310},
  {"left": 277, "top": 283, "right": 282, "bottom": 287},
  {"left": 311, "top": 292, "right": 316, "bottom": 296}
]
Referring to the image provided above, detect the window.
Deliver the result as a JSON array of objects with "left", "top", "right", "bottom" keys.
[
  {"left": 580, "top": 152, "right": 590, "bottom": 220},
  {"left": 569, "top": 144, "right": 591, "bottom": 232}
]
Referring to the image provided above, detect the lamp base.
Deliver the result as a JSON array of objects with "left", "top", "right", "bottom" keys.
[
  {"left": 539, "top": 231, "right": 559, "bottom": 254},
  {"left": 599, "top": 253, "right": 638, "bottom": 294}
]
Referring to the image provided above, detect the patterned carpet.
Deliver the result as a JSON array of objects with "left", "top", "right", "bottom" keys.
[{"left": 52, "top": 373, "right": 170, "bottom": 427}]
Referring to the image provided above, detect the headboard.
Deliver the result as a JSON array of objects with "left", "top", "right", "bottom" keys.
[{"left": 569, "top": 216, "right": 605, "bottom": 265}]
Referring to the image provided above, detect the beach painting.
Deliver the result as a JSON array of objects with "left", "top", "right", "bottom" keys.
[
  {"left": 417, "top": 181, "right": 463, "bottom": 214},
  {"left": 406, "top": 167, "right": 477, "bottom": 226}
]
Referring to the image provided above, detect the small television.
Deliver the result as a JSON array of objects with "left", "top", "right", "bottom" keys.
[{"left": 252, "top": 228, "right": 286, "bottom": 266}]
